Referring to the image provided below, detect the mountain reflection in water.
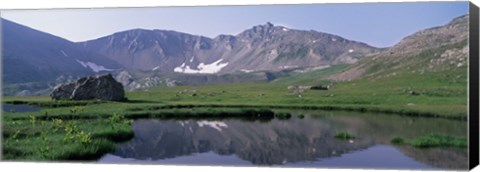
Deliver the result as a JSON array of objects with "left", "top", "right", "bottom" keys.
[
  {"left": 100, "top": 145, "right": 436, "bottom": 170},
  {"left": 98, "top": 112, "right": 467, "bottom": 170}
]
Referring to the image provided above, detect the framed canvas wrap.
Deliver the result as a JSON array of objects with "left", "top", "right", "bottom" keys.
[{"left": 1, "top": 1, "right": 479, "bottom": 171}]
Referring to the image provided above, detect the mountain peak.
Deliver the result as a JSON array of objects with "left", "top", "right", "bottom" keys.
[{"left": 263, "top": 22, "right": 274, "bottom": 27}]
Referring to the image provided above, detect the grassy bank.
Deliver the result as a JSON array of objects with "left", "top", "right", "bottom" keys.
[
  {"left": 2, "top": 117, "right": 133, "bottom": 161},
  {"left": 391, "top": 134, "right": 467, "bottom": 149},
  {"left": 1, "top": 107, "right": 294, "bottom": 160}
]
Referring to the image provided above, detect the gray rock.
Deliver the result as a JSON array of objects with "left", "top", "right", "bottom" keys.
[
  {"left": 166, "top": 78, "right": 181, "bottom": 87},
  {"left": 288, "top": 85, "right": 312, "bottom": 90},
  {"left": 50, "top": 74, "right": 125, "bottom": 101},
  {"left": 50, "top": 83, "right": 76, "bottom": 100},
  {"left": 310, "top": 85, "right": 330, "bottom": 90}
]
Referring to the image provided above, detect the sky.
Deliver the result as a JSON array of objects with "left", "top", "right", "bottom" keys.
[{"left": 0, "top": 1, "right": 469, "bottom": 48}]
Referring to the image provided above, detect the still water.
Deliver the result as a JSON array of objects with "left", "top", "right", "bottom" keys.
[
  {"left": 2, "top": 104, "right": 40, "bottom": 112},
  {"left": 98, "top": 110, "right": 467, "bottom": 170}
]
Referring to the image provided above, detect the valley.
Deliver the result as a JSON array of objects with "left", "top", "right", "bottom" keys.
[{"left": 0, "top": 10, "right": 470, "bottom": 170}]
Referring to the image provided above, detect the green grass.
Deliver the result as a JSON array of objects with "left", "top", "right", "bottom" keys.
[
  {"left": 334, "top": 131, "right": 356, "bottom": 140},
  {"left": 390, "top": 134, "right": 467, "bottom": 149},
  {"left": 272, "top": 64, "right": 350, "bottom": 85},
  {"left": 390, "top": 137, "right": 405, "bottom": 144},
  {"left": 3, "top": 58, "right": 467, "bottom": 119},
  {"left": 274, "top": 112, "right": 292, "bottom": 120},
  {"left": 2, "top": 114, "right": 134, "bottom": 161},
  {"left": 117, "top": 60, "right": 466, "bottom": 119},
  {"left": 409, "top": 134, "right": 467, "bottom": 148},
  {"left": 3, "top": 99, "right": 106, "bottom": 108}
]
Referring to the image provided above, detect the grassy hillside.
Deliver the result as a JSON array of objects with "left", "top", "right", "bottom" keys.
[
  {"left": 3, "top": 58, "right": 467, "bottom": 118},
  {"left": 272, "top": 64, "right": 350, "bottom": 85}
]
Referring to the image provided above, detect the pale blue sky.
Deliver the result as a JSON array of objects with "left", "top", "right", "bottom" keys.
[{"left": 1, "top": 2, "right": 469, "bottom": 48}]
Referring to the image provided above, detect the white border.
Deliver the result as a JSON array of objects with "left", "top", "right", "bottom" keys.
[
  {"left": 0, "top": 0, "right": 479, "bottom": 172},
  {"left": 0, "top": 0, "right": 471, "bottom": 9}
]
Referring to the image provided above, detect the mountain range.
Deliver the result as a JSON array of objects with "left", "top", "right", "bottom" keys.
[
  {"left": 79, "top": 22, "right": 378, "bottom": 73},
  {"left": 1, "top": 14, "right": 468, "bottom": 95}
]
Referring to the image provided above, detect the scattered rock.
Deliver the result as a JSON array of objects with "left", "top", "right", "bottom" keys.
[
  {"left": 50, "top": 74, "right": 125, "bottom": 101},
  {"left": 166, "top": 78, "right": 182, "bottom": 87},
  {"left": 288, "top": 85, "right": 312, "bottom": 90},
  {"left": 409, "top": 91, "right": 420, "bottom": 96},
  {"left": 287, "top": 85, "right": 297, "bottom": 90},
  {"left": 310, "top": 85, "right": 330, "bottom": 90}
]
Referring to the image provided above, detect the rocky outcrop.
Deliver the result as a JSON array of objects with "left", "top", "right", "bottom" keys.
[
  {"left": 50, "top": 83, "right": 76, "bottom": 100},
  {"left": 50, "top": 74, "right": 125, "bottom": 101}
]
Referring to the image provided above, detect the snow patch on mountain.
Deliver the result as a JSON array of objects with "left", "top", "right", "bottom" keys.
[
  {"left": 76, "top": 59, "right": 115, "bottom": 72},
  {"left": 280, "top": 65, "right": 298, "bottom": 69},
  {"left": 240, "top": 69, "right": 254, "bottom": 73},
  {"left": 173, "top": 62, "right": 197, "bottom": 73},
  {"left": 174, "top": 59, "right": 228, "bottom": 74}
]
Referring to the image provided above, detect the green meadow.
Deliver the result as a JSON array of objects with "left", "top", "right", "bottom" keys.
[{"left": 1, "top": 64, "right": 468, "bottom": 161}]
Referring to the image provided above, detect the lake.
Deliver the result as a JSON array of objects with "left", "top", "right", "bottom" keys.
[
  {"left": 2, "top": 104, "right": 41, "bottom": 112},
  {"left": 98, "top": 110, "right": 467, "bottom": 170}
]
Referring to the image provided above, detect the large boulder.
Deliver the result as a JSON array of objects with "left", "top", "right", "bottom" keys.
[
  {"left": 50, "top": 82, "right": 76, "bottom": 100},
  {"left": 50, "top": 74, "right": 125, "bottom": 101}
]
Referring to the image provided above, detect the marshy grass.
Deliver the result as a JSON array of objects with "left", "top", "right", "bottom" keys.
[
  {"left": 390, "top": 134, "right": 467, "bottom": 149},
  {"left": 390, "top": 136, "right": 405, "bottom": 144},
  {"left": 275, "top": 112, "right": 292, "bottom": 119},
  {"left": 3, "top": 99, "right": 105, "bottom": 108},
  {"left": 2, "top": 113, "right": 134, "bottom": 161},
  {"left": 334, "top": 131, "right": 356, "bottom": 140},
  {"left": 410, "top": 134, "right": 467, "bottom": 148}
]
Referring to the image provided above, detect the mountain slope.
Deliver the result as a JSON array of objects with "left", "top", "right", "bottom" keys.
[
  {"left": 79, "top": 23, "right": 379, "bottom": 74},
  {"left": 331, "top": 15, "right": 469, "bottom": 81},
  {"left": 1, "top": 19, "right": 122, "bottom": 95}
]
